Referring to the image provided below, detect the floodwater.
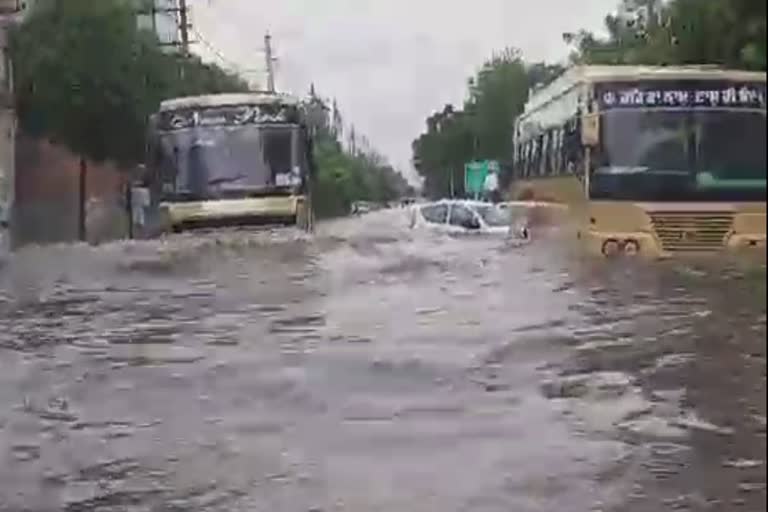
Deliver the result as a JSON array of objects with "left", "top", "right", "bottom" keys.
[{"left": 0, "top": 210, "right": 765, "bottom": 512}]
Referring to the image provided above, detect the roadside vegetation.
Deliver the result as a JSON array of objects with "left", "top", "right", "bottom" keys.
[
  {"left": 303, "top": 92, "right": 414, "bottom": 218},
  {"left": 10, "top": 0, "right": 247, "bottom": 166},
  {"left": 9, "top": 0, "right": 411, "bottom": 220},
  {"left": 412, "top": 0, "right": 766, "bottom": 199}
]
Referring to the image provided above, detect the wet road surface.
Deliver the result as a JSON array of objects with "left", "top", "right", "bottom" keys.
[{"left": 0, "top": 210, "right": 765, "bottom": 511}]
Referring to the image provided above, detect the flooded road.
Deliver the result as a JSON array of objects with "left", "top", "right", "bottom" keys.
[{"left": 0, "top": 210, "right": 765, "bottom": 512}]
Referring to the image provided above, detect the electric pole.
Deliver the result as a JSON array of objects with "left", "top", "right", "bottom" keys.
[
  {"left": 135, "top": 1, "right": 193, "bottom": 55},
  {"left": 264, "top": 32, "right": 276, "bottom": 93},
  {"left": 178, "top": 0, "right": 190, "bottom": 55}
]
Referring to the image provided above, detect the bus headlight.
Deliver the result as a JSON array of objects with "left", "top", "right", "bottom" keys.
[
  {"left": 623, "top": 239, "right": 640, "bottom": 256},
  {"left": 602, "top": 239, "right": 621, "bottom": 257}
]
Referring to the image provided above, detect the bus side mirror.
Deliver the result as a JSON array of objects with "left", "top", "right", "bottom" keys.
[{"left": 581, "top": 113, "right": 600, "bottom": 147}]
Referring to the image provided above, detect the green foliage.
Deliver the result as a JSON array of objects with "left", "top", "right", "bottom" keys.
[
  {"left": 412, "top": 49, "right": 541, "bottom": 198},
  {"left": 11, "top": 0, "right": 407, "bottom": 217},
  {"left": 566, "top": 0, "right": 766, "bottom": 70},
  {"left": 414, "top": 0, "right": 765, "bottom": 199},
  {"left": 312, "top": 132, "right": 412, "bottom": 218},
  {"left": 305, "top": 90, "right": 413, "bottom": 218},
  {"left": 10, "top": 0, "right": 248, "bottom": 165}
]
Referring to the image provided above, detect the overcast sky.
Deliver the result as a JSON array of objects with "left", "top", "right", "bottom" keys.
[{"left": 190, "top": 0, "right": 617, "bottom": 181}]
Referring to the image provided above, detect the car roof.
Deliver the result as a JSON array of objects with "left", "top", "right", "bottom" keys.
[
  {"left": 418, "top": 199, "right": 495, "bottom": 208},
  {"left": 416, "top": 199, "right": 568, "bottom": 211}
]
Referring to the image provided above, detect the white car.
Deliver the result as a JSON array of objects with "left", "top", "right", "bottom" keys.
[
  {"left": 409, "top": 199, "right": 529, "bottom": 238},
  {"left": 351, "top": 201, "right": 375, "bottom": 215}
]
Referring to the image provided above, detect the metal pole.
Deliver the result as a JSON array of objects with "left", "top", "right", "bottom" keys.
[
  {"left": 178, "top": 0, "right": 190, "bottom": 55},
  {"left": 78, "top": 157, "right": 87, "bottom": 242},
  {"left": 125, "top": 180, "right": 134, "bottom": 240},
  {"left": 265, "top": 32, "right": 276, "bottom": 93},
  {"left": 150, "top": 1, "right": 157, "bottom": 38}
]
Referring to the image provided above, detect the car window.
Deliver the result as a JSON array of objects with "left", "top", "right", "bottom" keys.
[
  {"left": 449, "top": 204, "right": 476, "bottom": 227},
  {"left": 475, "top": 205, "right": 510, "bottom": 227},
  {"left": 420, "top": 204, "right": 448, "bottom": 224}
]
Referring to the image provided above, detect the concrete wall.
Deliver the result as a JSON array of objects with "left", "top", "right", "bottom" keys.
[{"left": 13, "top": 134, "right": 131, "bottom": 247}]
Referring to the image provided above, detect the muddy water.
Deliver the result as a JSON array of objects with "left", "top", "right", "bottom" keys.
[{"left": 0, "top": 210, "right": 764, "bottom": 512}]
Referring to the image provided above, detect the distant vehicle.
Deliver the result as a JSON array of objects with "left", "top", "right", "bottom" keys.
[
  {"left": 351, "top": 201, "right": 379, "bottom": 215},
  {"left": 409, "top": 199, "right": 528, "bottom": 238},
  {"left": 131, "top": 91, "right": 315, "bottom": 237}
]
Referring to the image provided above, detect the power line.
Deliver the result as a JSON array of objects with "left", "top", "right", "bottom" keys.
[
  {"left": 135, "top": 0, "right": 192, "bottom": 54},
  {"left": 137, "top": 0, "right": 277, "bottom": 86},
  {"left": 191, "top": 27, "right": 241, "bottom": 70},
  {"left": 191, "top": 27, "right": 278, "bottom": 90}
]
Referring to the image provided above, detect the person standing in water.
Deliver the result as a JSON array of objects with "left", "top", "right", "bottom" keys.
[{"left": 483, "top": 168, "right": 500, "bottom": 203}]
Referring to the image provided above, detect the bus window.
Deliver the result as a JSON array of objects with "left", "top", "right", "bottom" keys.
[
  {"left": 263, "top": 129, "right": 293, "bottom": 179},
  {"left": 187, "top": 145, "right": 208, "bottom": 197}
]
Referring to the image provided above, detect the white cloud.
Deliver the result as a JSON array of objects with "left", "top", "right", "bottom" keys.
[{"left": 190, "top": 0, "right": 616, "bottom": 181}]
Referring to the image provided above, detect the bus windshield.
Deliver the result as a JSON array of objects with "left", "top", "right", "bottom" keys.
[
  {"left": 153, "top": 124, "right": 304, "bottom": 200},
  {"left": 591, "top": 109, "right": 766, "bottom": 202}
]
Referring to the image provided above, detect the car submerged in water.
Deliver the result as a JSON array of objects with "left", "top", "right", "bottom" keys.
[{"left": 408, "top": 199, "right": 529, "bottom": 238}]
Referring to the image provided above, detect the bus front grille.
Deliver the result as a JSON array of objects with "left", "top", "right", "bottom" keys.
[{"left": 650, "top": 212, "right": 734, "bottom": 252}]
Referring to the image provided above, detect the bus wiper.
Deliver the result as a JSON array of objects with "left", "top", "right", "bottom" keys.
[{"left": 208, "top": 174, "right": 247, "bottom": 186}]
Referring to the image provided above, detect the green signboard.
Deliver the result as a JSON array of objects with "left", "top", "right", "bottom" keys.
[{"left": 464, "top": 160, "right": 499, "bottom": 198}]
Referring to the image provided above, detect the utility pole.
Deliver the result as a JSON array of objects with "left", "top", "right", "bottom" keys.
[
  {"left": 135, "top": 1, "right": 193, "bottom": 55},
  {"left": 264, "top": 32, "right": 276, "bottom": 93},
  {"left": 149, "top": 0, "right": 157, "bottom": 37},
  {"left": 178, "top": 0, "right": 190, "bottom": 55}
]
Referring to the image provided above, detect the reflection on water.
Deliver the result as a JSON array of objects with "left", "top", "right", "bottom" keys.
[{"left": 0, "top": 211, "right": 764, "bottom": 511}]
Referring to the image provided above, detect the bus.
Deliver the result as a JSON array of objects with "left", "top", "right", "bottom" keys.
[
  {"left": 132, "top": 91, "right": 315, "bottom": 237},
  {"left": 512, "top": 65, "right": 766, "bottom": 258}
]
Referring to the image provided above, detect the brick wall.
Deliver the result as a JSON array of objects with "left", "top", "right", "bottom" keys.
[{"left": 13, "top": 134, "right": 131, "bottom": 246}]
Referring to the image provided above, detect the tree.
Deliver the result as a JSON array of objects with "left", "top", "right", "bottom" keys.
[
  {"left": 10, "top": 0, "right": 248, "bottom": 240},
  {"left": 464, "top": 49, "right": 529, "bottom": 160},
  {"left": 565, "top": 0, "right": 766, "bottom": 70},
  {"left": 412, "top": 49, "right": 532, "bottom": 198},
  {"left": 306, "top": 90, "right": 410, "bottom": 218},
  {"left": 10, "top": 0, "right": 248, "bottom": 166},
  {"left": 527, "top": 62, "right": 566, "bottom": 89},
  {"left": 414, "top": 0, "right": 765, "bottom": 201}
]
